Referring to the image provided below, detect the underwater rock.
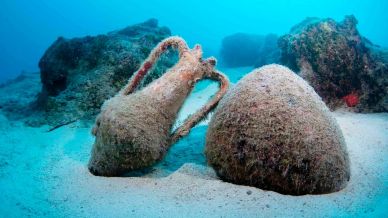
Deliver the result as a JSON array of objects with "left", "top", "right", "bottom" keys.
[
  {"left": 279, "top": 15, "right": 388, "bottom": 112},
  {"left": 0, "top": 72, "right": 41, "bottom": 124},
  {"left": 88, "top": 37, "right": 229, "bottom": 176},
  {"left": 220, "top": 33, "right": 280, "bottom": 68},
  {"left": 205, "top": 64, "right": 350, "bottom": 195},
  {"left": 36, "top": 19, "right": 176, "bottom": 126}
]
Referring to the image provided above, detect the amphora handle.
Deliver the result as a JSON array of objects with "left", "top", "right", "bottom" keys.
[
  {"left": 122, "top": 36, "right": 189, "bottom": 95},
  {"left": 170, "top": 70, "right": 229, "bottom": 144}
]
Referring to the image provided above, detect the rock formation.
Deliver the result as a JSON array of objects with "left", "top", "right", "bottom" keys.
[
  {"left": 279, "top": 15, "right": 388, "bottom": 112},
  {"left": 36, "top": 19, "right": 176, "bottom": 126},
  {"left": 220, "top": 33, "right": 280, "bottom": 68}
]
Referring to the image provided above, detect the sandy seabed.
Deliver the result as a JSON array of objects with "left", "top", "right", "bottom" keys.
[{"left": 0, "top": 68, "right": 387, "bottom": 217}]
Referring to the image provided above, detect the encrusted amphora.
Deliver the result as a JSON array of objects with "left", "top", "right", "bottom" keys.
[{"left": 88, "top": 36, "right": 229, "bottom": 176}]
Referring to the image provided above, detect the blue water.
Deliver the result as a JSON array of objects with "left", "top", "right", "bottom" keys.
[{"left": 1, "top": 0, "right": 388, "bottom": 82}]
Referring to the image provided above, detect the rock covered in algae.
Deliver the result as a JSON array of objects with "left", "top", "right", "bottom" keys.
[
  {"left": 35, "top": 19, "right": 175, "bottom": 126},
  {"left": 279, "top": 15, "right": 388, "bottom": 112},
  {"left": 220, "top": 33, "right": 280, "bottom": 68},
  {"left": 205, "top": 64, "right": 350, "bottom": 195}
]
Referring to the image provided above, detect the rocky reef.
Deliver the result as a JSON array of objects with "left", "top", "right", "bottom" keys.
[
  {"left": 35, "top": 19, "right": 176, "bottom": 126},
  {"left": 279, "top": 15, "right": 388, "bottom": 112},
  {"left": 220, "top": 33, "right": 280, "bottom": 68}
]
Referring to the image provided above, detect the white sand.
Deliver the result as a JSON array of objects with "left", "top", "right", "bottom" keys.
[{"left": 0, "top": 70, "right": 387, "bottom": 217}]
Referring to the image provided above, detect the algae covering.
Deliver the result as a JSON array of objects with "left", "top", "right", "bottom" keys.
[{"left": 279, "top": 15, "right": 388, "bottom": 112}]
